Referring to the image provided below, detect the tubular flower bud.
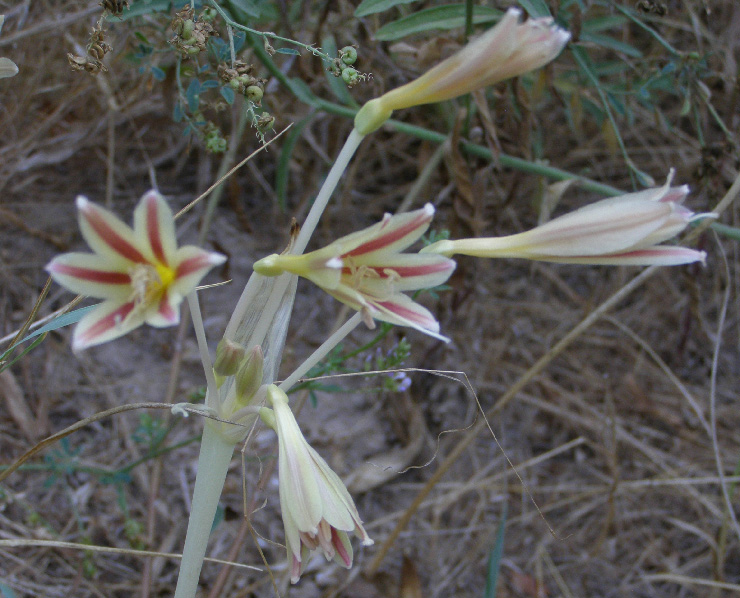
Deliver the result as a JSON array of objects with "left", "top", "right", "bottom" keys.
[
  {"left": 262, "top": 385, "right": 372, "bottom": 583},
  {"left": 234, "top": 345, "right": 264, "bottom": 406},
  {"left": 354, "top": 8, "right": 570, "bottom": 134},
  {"left": 422, "top": 172, "right": 711, "bottom": 266},
  {"left": 253, "top": 204, "right": 456, "bottom": 341},
  {"left": 213, "top": 338, "right": 246, "bottom": 377},
  {"left": 46, "top": 191, "right": 225, "bottom": 350}
]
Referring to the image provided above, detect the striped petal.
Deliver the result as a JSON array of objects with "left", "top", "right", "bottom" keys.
[
  {"left": 144, "top": 289, "right": 181, "bottom": 327},
  {"left": 46, "top": 252, "right": 131, "bottom": 300},
  {"left": 72, "top": 299, "right": 143, "bottom": 351},
  {"left": 76, "top": 196, "right": 150, "bottom": 268},
  {"left": 351, "top": 253, "right": 456, "bottom": 291},
  {"left": 340, "top": 204, "right": 435, "bottom": 258},
  {"left": 133, "top": 190, "right": 178, "bottom": 267},
  {"left": 169, "top": 245, "right": 227, "bottom": 299},
  {"left": 367, "top": 292, "right": 448, "bottom": 342},
  {"left": 527, "top": 246, "right": 707, "bottom": 266}
]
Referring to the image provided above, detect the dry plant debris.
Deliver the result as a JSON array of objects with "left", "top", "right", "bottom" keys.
[{"left": 1, "top": 1, "right": 739, "bottom": 597}]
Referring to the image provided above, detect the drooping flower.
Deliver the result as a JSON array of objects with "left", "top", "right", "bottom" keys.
[
  {"left": 422, "top": 173, "right": 710, "bottom": 266},
  {"left": 46, "top": 191, "right": 225, "bottom": 350},
  {"left": 260, "top": 385, "right": 372, "bottom": 583},
  {"left": 253, "top": 204, "right": 456, "bottom": 341},
  {"left": 354, "top": 8, "right": 570, "bottom": 134}
]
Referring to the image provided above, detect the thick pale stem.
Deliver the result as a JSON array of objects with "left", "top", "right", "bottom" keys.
[
  {"left": 292, "top": 128, "right": 365, "bottom": 254},
  {"left": 279, "top": 313, "right": 362, "bottom": 392},
  {"left": 173, "top": 423, "right": 235, "bottom": 598},
  {"left": 223, "top": 129, "right": 365, "bottom": 350}
]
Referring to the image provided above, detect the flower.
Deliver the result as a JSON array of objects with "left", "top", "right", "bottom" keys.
[
  {"left": 46, "top": 191, "right": 225, "bottom": 350},
  {"left": 253, "top": 204, "right": 456, "bottom": 340},
  {"left": 422, "top": 173, "right": 710, "bottom": 266},
  {"left": 261, "top": 385, "right": 372, "bottom": 583},
  {"left": 354, "top": 8, "right": 570, "bottom": 134}
]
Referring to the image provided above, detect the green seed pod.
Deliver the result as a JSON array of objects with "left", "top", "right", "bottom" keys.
[
  {"left": 187, "top": 45, "right": 201, "bottom": 55},
  {"left": 182, "top": 19, "right": 195, "bottom": 39},
  {"left": 200, "top": 7, "right": 217, "bottom": 21},
  {"left": 245, "top": 85, "right": 264, "bottom": 103},
  {"left": 341, "top": 67, "right": 359, "bottom": 86},
  {"left": 229, "top": 78, "right": 242, "bottom": 90},
  {"left": 340, "top": 46, "right": 357, "bottom": 65}
]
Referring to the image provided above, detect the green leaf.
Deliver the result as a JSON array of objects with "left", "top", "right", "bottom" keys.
[
  {"left": 355, "top": 0, "right": 418, "bottom": 18},
  {"left": 287, "top": 77, "right": 320, "bottom": 107},
  {"left": 581, "top": 14, "right": 628, "bottom": 32},
  {"left": 276, "top": 47, "right": 301, "bottom": 55},
  {"left": 117, "top": 0, "right": 172, "bottom": 20},
  {"left": 375, "top": 5, "right": 502, "bottom": 41},
  {"left": 220, "top": 85, "right": 235, "bottom": 105},
  {"left": 228, "top": 0, "right": 261, "bottom": 18},
  {"left": 0, "top": 581, "right": 17, "bottom": 598},
  {"left": 579, "top": 32, "right": 642, "bottom": 58},
  {"left": 483, "top": 504, "right": 507, "bottom": 598},
  {"left": 276, "top": 113, "right": 314, "bottom": 211},
  {"left": 186, "top": 78, "right": 201, "bottom": 112},
  {"left": 150, "top": 65, "right": 166, "bottom": 81},
  {"left": 517, "top": 0, "right": 551, "bottom": 18}
]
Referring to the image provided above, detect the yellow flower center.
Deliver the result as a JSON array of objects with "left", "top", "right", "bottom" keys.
[{"left": 129, "top": 262, "right": 175, "bottom": 312}]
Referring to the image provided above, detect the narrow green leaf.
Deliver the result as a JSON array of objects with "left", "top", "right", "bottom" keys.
[
  {"left": 517, "top": 0, "right": 551, "bottom": 18},
  {"left": 220, "top": 85, "right": 235, "bottom": 105},
  {"left": 0, "top": 581, "right": 17, "bottom": 598},
  {"left": 276, "top": 47, "right": 301, "bottom": 55},
  {"left": 483, "top": 504, "right": 507, "bottom": 598},
  {"left": 579, "top": 32, "right": 643, "bottom": 58},
  {"left": 375, "top": 4, "right": 501, "bottom": 41},
  {"left": 582, "top": 14, "right": 628, "bottom": 32},
  {"left": 117, "top": 0, "right": 172, "bottom": 20},
  {"left": 287, "top": 77, "right": 320, "bottom": 107},
  {"left": 355, "top": 0, "right": 417, "bottom": 18},
  {"left": 228, "top": 0, "right": 261, "bottom": 18},
  {"left": 276, "top": 114, "right": 315, "bottom": 211}
]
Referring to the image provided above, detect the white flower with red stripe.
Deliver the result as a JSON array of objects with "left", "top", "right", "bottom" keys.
[
  {"left": 46, "top": 191, "right": 225, "bottom": 350},
  {"left": 260, "top": 385, "right": 373, "bottom": 583},
  {"left": 423, "top": 173, "right": 711, "bottom": 266},
  {"left": 253, "top": 204, "right": 456, "bottom": 341}
]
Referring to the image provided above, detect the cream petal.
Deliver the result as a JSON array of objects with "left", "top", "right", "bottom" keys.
[
  {"left": 72, "top": 299, "right": 143, "bottom": 351},
  {"left": 133, "top": 190, "right": 178, "bottom": 267},
  {"left": 169, "top": 245, "right": 226, "bottom": 298},
  {"left": 351, "top": 253, "right": 456, "bottom": 292},
  {"left": 46, "top": 252, "right": 131, "bottom": 300},
  {"left": 76, "top": 196, "right": 151, "bottom": 267}
]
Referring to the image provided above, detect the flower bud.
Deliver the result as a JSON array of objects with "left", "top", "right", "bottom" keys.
[
  {"left": 340, "top": 46, "right": 357, "bottom": 65},
  {"left": 213, "top": 338, "right": 246, "bottom": 377},
  {"left": 235, "top": 345, "right": 264, "bottom": 405}
]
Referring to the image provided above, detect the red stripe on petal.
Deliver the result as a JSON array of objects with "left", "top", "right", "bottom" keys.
[
  {"left": 176, "top": 254, "right": 213, "bottom": 278},
  {"left": 157, "top": 292, "right": 178, "bottom": 323},
  {"left": 346, "top": 212, "right": 432, "bottom": 257},
  {"left": 331, "top": 528, "right": 352, "bottom": 567},
  {"left": 78, "top": 302, "right": 136, "bottom": 345},
  {"left": 82, "top": 204, "right": 148, "bottom": 263},
  {"left": 51, "top": 263, "right": 130, "bottom": 285},
  {"left": 375, "top": 299, "right": 436, "bottom": 328},
  {"left": 372, "top": 261, "right": 454, "bottom": 279},
  {"left": 146, "top": 195, "right": 166, "bottom": 264}
]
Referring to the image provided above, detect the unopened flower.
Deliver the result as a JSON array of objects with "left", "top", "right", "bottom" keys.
[
  {"left": 46, "top": 191, "right": 225, "bottom": 350},
  {"left": 422, "top": 173, "right": 710, "bottom": 266},
  {"left": 253, "top": 204, "right": 455, "bottom": 340},
  {"left": 0, "top": 16, "right": 18, "bottom": 79},
  {"left": 355, "top": 8, "right": 570, "bottom": 134},
  {"left": 261, "top": 385, "right": 372, "bottom": 583}
]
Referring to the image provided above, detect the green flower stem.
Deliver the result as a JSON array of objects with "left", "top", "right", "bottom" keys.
[
  {"left": 279, "top": 313, "right": 362, "bottom": 392},
  {"left": 173, "top": 423, "right": 235, "bottom": 598}
]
